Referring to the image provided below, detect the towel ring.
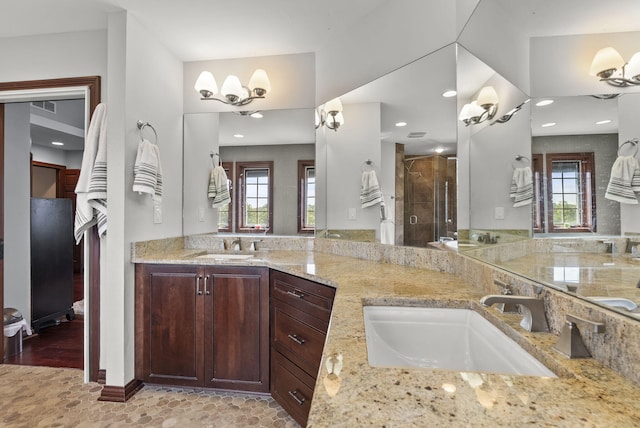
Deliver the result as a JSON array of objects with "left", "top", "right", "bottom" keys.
[
  {"left": 512, "top": 155, "right": 530, "bottom": 169},
  {"left": 618, "top": 138, "right": 638, "bottom": 157},
  {"left": 361, "top": 159, "right": 375, "bottom": 172},
  {"left": 137, "top": 120, "right": 158, "bottom": 144}
]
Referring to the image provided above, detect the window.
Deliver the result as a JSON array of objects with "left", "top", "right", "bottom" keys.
[
  {"left": 298, "top": 160, "right": 315, "bottom": 233},
  {"left": 236, "top": 161, "right": 273, "bottom": 233},
  {"left": 545, "top": 152, "right": 596, "bottom": 233},
  {"left": 532, "top": 154, "right": 544, "bottom": 233},
  {"left": 216, "top": 162, "right": 233, "bottom": 232}
]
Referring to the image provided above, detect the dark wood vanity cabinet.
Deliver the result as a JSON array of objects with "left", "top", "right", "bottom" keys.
[
  {"left": 269, "top": 270, "right": 336, "bottom": 426},
  {"left": 135, "top": 264, "right": 269, "bottom": 393}
]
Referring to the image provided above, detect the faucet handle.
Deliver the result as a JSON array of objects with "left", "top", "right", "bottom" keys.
[{"left": 552, "top": 314, "right": 605, "bottom": 358}]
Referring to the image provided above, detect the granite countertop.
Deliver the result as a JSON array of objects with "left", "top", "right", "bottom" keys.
[{"left": 133, "top": 247, "right": 640, "bottom": 427}]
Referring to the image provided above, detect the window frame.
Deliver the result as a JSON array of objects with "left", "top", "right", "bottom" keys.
[
  {"left": 532, "top": 154, "right": 544, "bottom": 233},
  {"left": 545, "top": 152, "right": 596, "bottom": 233},
  {"left": 235, "top": 161, "right": 273, "bottom": 234},
  {"left": 297, "top": 160, "right": 315, "bottom": 234}
]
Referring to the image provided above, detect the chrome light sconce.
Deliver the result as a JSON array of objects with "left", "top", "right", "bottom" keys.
[
  {"left": 591, "top": 47, "right": 640, "bottom": 87},
  {"left": 195, "top": 69, "right": 271, "bottom": 106},
  {"left": 458, "top": 86, "right": 499, "bottom": 126},
  {"left": 315, "top": 97, "right": 345, "bottom": 131}
]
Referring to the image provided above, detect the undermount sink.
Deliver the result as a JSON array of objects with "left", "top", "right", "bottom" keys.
[
  {"left": 363, "top": 306, "right": 556, "bottom": 377},
  {"left": 196, "top": 253, "right": 255, "bottom": 260}
]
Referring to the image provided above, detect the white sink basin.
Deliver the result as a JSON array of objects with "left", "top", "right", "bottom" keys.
[
  {"left": 363, "top": 306, "right": 556, "bottom": 377},
  {"left": 196, "top": 253, "right": 254, "bottom": 260}
]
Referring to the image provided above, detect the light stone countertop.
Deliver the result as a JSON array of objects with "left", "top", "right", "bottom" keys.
[{"left": 132, "top": 246, "right": 640, "bottom": 427}]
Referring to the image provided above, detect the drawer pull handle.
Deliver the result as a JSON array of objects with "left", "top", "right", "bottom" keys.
[
  {"left": 204, "top": 275, "right": 211, "bottom": 295},
  {"left": 196, "top": 276, "right": 203, "bottom": 295},
  {"left": 288, "top": 390, "right": 305, "bottom": 405},
  {"left": 287, "top": 334, "right": 305, "bottom": 345},
  {"left": 286, "top": 290, "right": 305, "bottom": 299}
]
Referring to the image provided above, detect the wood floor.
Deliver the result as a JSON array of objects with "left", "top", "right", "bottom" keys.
[{"left": 3, "top": 273, "right": 84, "bottom": 369}]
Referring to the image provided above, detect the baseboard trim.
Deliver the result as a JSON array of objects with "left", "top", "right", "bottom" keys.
[
  {"left": 98, "top": 379, "right": 144, "bottom": 402},
  {"left": 97, "top": 369, "right": 106, "bottom": 385}
]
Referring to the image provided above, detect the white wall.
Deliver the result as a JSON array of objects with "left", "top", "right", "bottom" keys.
[
  {"left": 104, "top": 11, "right": 184, "bottom": 387},
  {"left": 183, "top": 113, "right": 220, "bottom": 235},
  {"left": 324, "top": 103, "right": 381, "bottom": 235},
  {"left": 4, "top": 103, "right": 32, "bottom": 323},
  {"left": 316, "top": 0, "right": 458, "bottom": 104},
  {"left": 31, "top": 145, "right": 83, "bottom": 169}
]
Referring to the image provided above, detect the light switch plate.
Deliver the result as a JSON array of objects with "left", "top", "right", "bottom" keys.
[
  {"left": 494, "top": 206, "right": 505, "bottom": 220},
  {"left": 198, "top": 207, "right": 205, "bottom": 222},
  {"left": 348, "top": 208, "right": 357, "bottom": 220},
  {"left": 153, "top": 205, "right": 163, "bottom": 224}
]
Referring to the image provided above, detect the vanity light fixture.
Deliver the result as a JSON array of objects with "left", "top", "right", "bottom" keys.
[
  {"left": 316, "top": 97, "right": 345, "bottom": 131},
  {"left": 194, "top": 69, "right": 271, "bottom": 106},
  {"left": 590, "top": 47, "right": 640, "bottom": 87},
  {"left": 491, "top": 98, "right": 530, "bottom": 126},
  {"left": 458, "top": 86, "right": 499, "bottom": 126}
]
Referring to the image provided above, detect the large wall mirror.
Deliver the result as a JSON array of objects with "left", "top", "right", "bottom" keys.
[
  {"left": 183, "top": 108, "right": 315, "bottom": 236},
  {"left": 318, "top": 43, "right": 458, "bottom": 246}
]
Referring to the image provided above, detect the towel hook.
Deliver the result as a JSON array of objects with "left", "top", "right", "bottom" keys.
[
  {"left": 618, "top": 138, "right": 638, "bottom": 157},
  {"left": 137, "top": 120, "right": 158, "bottom": 144},
  {"left": 512, "top": 155, "right": 530, "bottom": 169},
  {"left": 210, "top": 151, "right": 221, "bottom": 167},
  {"left": 361, "top": 159, "right": 375, "bottom": 172}
]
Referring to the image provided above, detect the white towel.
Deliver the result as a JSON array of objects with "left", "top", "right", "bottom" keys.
[
  {"left": 509, "top": 167, "right": 533, "bottom": 207},
  {"left": 133, "top": 139, "right": 163, "bottom": 202},
  {"left": 380, "top": 219, "right": 394, "bottom": 245},
  {"left": 605, "top": 155, "right": 640, "bottom": 204},
  {"left": 360, "top": 170, "right": 384, "bottom": 208},
  {"left": 74, "top": 103, "right": 107, "bottom": 244},
  {"left": 207, "top": 165, "right": 231, "bottom": 208}
]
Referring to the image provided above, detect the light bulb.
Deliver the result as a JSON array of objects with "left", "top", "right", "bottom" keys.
[{"left": 194, "top": 71, "right": 218, "bottom": 97}]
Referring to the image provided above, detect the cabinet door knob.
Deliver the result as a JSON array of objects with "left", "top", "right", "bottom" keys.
[
  {"left": 286, "top": 290, "right": 305, "bottom": 299},
  {"left": 288, "top": 390, "right": 305, "bottom": 405},
  {"left": 287, "top": 334, "right": 305, "bottom": 345},
  {"left": 196, "top": 275, "right": 203, "bottom": 295}
]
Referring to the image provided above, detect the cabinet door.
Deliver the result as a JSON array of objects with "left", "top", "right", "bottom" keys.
[
  {"left": 138, "top": 264, "right": 204, "bottom": 387},
  {"left": 204, "top": 267, "right": 269, "bottom": 392}
]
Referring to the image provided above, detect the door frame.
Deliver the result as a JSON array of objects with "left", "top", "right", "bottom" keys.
[{"left": 0, "top": 76, "right": 101, "bottom": 382}]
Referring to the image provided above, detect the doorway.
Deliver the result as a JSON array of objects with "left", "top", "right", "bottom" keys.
[{"left": 0, "top": 76, "right": 101, "bottom": 382}]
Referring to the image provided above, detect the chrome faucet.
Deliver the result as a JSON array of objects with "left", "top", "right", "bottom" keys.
[
  {"left": 231, "top": 239, "right": 241, "bottom": 252},
  {"left": 480, "top": 295, "right": 549, "bottom": 332}
]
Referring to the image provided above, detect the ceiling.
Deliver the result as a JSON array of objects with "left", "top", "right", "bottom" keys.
[{"left": 6, "top": 1, "right": 640, "bottom": 153}]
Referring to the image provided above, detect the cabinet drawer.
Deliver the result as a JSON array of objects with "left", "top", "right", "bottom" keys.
[
  {"left": 273, "top": 301, "right": 327, "bottom": 376},
  {"left": 271, "top": 270, "right": 335, "bottom": 322},
  {"left": 271, "top": 351, "right": 315, "bottom": 427}
]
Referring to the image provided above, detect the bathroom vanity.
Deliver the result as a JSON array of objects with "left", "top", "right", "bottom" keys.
[{"left": 132, "top": 236, "right": 640, "bottom": 427}]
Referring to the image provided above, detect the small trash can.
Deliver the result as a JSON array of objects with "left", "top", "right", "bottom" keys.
[{"left": 4, "top": 308, "right": 24, "bottom": 360}]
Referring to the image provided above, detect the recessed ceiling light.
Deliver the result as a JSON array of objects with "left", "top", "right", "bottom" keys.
[
  {"left": 434, "top": 147, "right": 445, "bottom": 153},
  {"left": 596, "top": 119, "right": 611, "bottom": 125},
  {"left": 541, "top": 122, "right": 556, "bottom": 128},
  {"left": 51, "top": 141, "right": 64, "bottom": 146},
  {"left": 250, "top": 112, "right": 263, "bottom": 118},
  {"left": 536, "top": 99, "right": 554, "bottom": 107},
  {"left": 442, "top": 90, "right": 457, "bottom": 98},
  {"left": 233, "top": 134, "right": 244, "bottom": 138},
  {"left": 395, "top": 121, "right": 407, "bottom": 127}
]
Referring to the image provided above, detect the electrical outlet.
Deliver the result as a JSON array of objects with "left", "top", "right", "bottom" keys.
[
  {"left": 198, "top": 207, "right": 205, "bottom": 222},
  {"left": 348, "top": 208, "right": 357, "bottom": 220},
  {"left": 494, "top": 207, "right": 505, "bottom": 220},
  {"left": 153, "top": 205, "right": 163, "bottom": 224}
]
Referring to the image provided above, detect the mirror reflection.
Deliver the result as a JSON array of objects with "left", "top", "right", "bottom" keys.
[
  {"left": 319, "top": 44, "right": 458, "bottom": 247},
  {"left": 183, "top": 109, "right": 315, "bottom": 236}
]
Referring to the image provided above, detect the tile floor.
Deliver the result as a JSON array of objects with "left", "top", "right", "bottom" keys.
[{"left": 0, "top": 365, "right": 300, "bottom": 427}]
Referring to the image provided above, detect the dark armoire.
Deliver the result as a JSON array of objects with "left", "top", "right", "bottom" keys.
[{"left": 30, "top": 197, "right": 74, "bottom": 333}]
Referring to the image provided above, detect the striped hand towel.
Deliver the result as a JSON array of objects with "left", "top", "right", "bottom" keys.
[
  {"left": 74, "top": 103, "right": 107, "bottom": 243},
  {"left": 208, "top": 165, "right": 231, "bottom": 208},
  {"left": 605, "top": 155, "right": 640, "bottom": 204},
  {"left": 510, "top": 167, "right": 533, "bottom": 207},
  {"left": 360, "top": 170, "right": 384, "bottom": 208},
  {"left": 133, "top": 139, "right": 163, "bottom": 202}
]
